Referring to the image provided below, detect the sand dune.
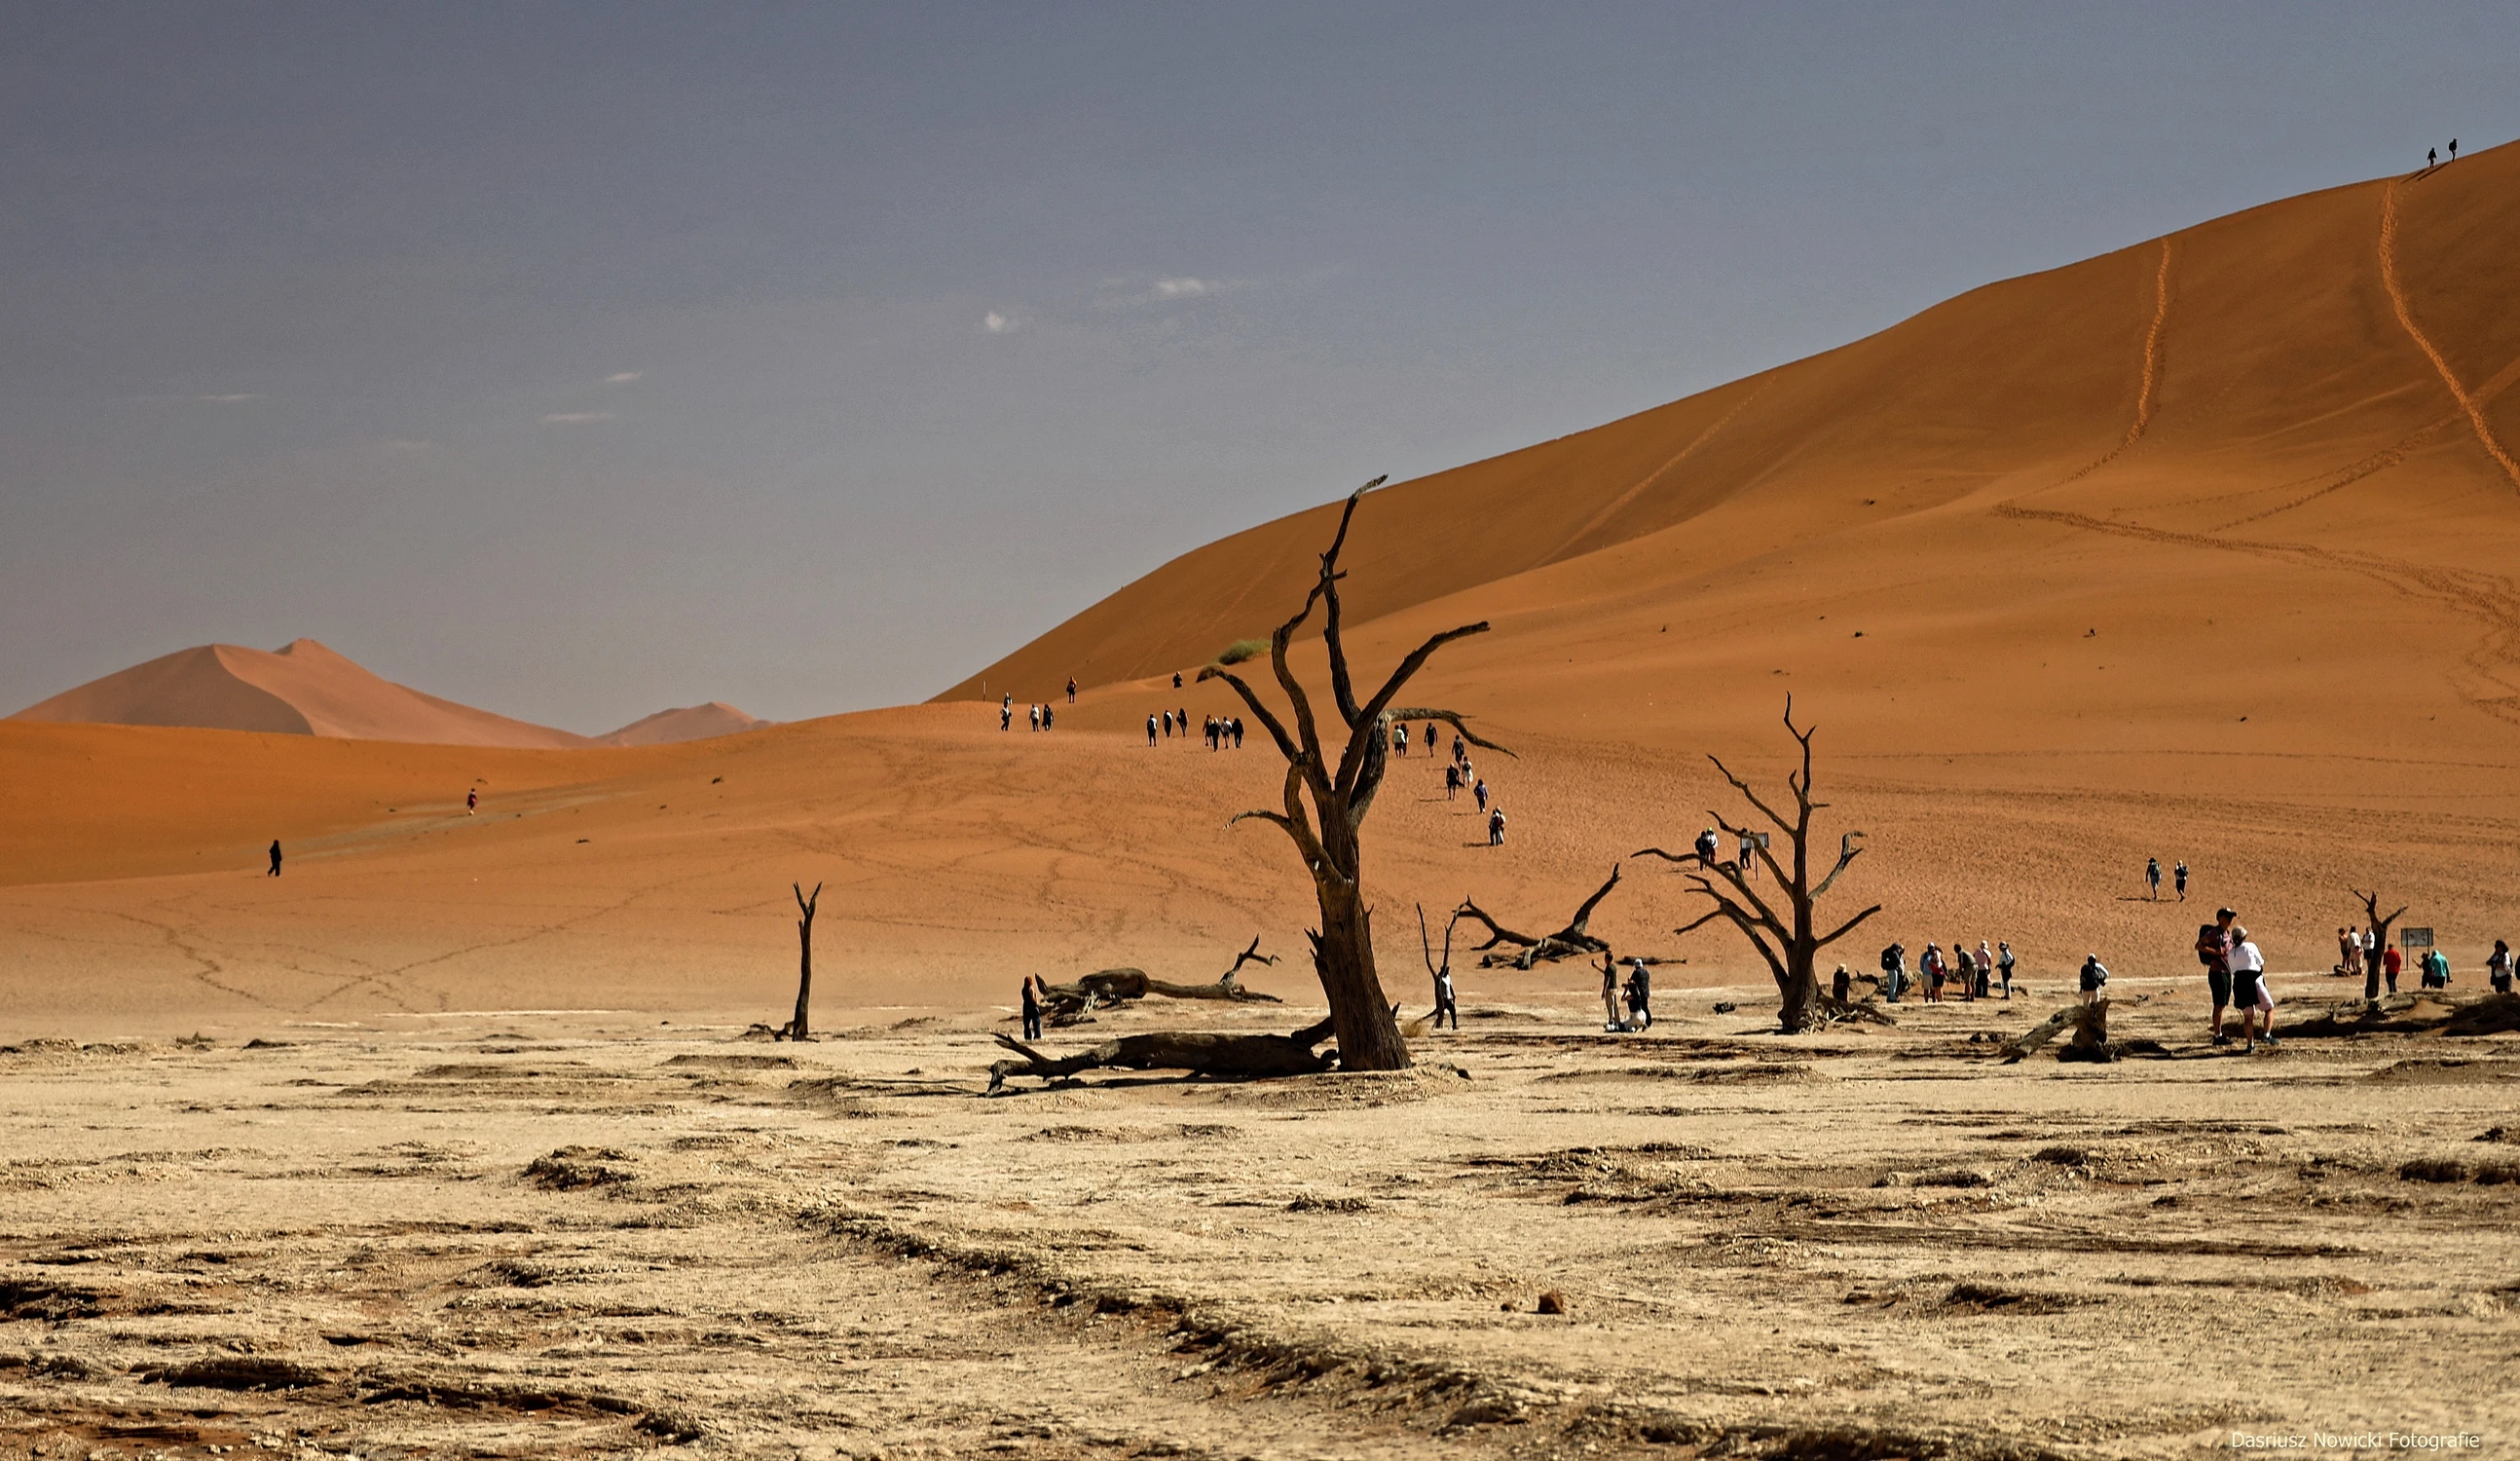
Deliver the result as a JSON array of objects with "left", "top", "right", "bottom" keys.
[
  {"left": 11, "top": 638, "right": 598, "bottom": 749},
  {"left": 599, "top": 700, "right": 771, "bottom": 746}
]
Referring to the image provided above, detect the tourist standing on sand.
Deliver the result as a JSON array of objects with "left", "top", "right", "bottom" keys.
[
  {"left": 1444, "top": 763, "right": 1461, "bottom": 800},
  {"left": 1976, "top": 940, "right": 1995, "bottom": 998},
  {"left": 1145, "top": 714, "right": 1158, "bottom": 746},
  {"left": 2421, "top": 945, "right": 2451, "bottom": 991},
  {"left": 2197, "top": 907, "right": 2237, "bottom": 1044},
  {"left": 2173, "top": 861, "right": 2188, "bottom": 901},
  {"left": 1173, "top": 671, "right": 1183, "bottom": 689},
  {"left": 1232, "top": 718, "right": 1244, "bottom": 749},
  {"left": 1392, "top": 722, "right": 1409, "bottom": 758},
  {"left": 1624, "top": 957, "right": 1653, "bottom": 1029},
  {"left": 1021, "top": 978, "right": 1043, "bottom": 1040},
  {"left": 1473, "top": 778, "right": 1489, "bottom": 815},
  {"left": 267, "top": 840, "right": 282, "bottom": 877},
  {"left": 2229, "top": 928, "right": 2275, "bottom": 1052},
  {"left": 2337, "top": 927, "right": 2356, "bottom": 978},
  {"left": 1431, "top": 964, "right": 1458, "bottom": 1030},
  {"left": 1739, "top": 831, "right": 1759, "bottom": 881},
  {"left": 1833, "top": 963, "right": 1853, "bottom": 1004},
  {"left": 2428, "top": 146, "right": 2437, "bottom": 169},
  {"left": 2361, "top": 927, "right": 2382, "bottom": 995},
  {"left": 1488, "top": 806, "right": 1506, "bottom": 846},
  {"left": 2382, "top": 942, "right": 2403, "bottom": 996},
  {"left": 2489, "top": 940, "right": 2513, "bottom": 994},
  {"left": 467, "top": 788, "right": 478, "bottom": 815},
  {"left": 2146, "top": 857, "right": 2163, "bottom": 900},
  {"left": 1066, "top": 678, "right": 1077, "bottom": 704},
  {"left": 1423, "top": 724, "right": 1436, "bottom": 757},
  {"left": 1028, "top": 703, "right": 1040, "bottom": 731},
  {"left": 1953, "top": 943, "right": 1977, "bottom": 1002},
  {"left": 2450, "top": 138, "right": 2459, "bottom": 162},
  {"left": 1695, "top": 827, "right": 1720, "bottom": 866},
  {"left": 1601, "top": 955, "right": 1622, "bottom": 1030},
  {"left": 1880, "top": 942, "right": 1907, "bottom": 1002},
  {"left": 1921, "top": 943, "right": 1946, "bottom": 1003},
  {"left": 1001, "top": 701, "right": 1013, "bottom": 731},
  {"left": 1997, "top": 941, "right": 2017, "bottom": 999},
  {"left": 2079, "top": 953, "right": 2110, "bottom": 1004}
]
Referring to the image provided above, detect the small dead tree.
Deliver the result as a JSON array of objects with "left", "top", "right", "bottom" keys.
[
  {"left": 780, "top": 881, "right": 822, "bottom": 1042},
  {"left": 1452, "top": 865, "right": 1626, "bottom": 968},
  {"left": 1201, "top": 477, "right": 1511, "bottom": 1070},
  {"left": 1635, "top": 698, "right": 1879, "bottom": 1031},
  {"left": 1417, "top": 903, "right": 1457, "bottom": 1010},
  {"left": 2349, "top": 888, "right": 2409, "bottom": 994}
]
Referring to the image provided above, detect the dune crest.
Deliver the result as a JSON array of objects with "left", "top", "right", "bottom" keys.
[{"left": 599, "top": 701, "right": 771, "bottom": 746}]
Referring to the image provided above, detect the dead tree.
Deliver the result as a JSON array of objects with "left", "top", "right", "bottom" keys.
[
  {"left": 2349, "top": 888, "right": 2409, "bottom": 995},
  {"left": 986, "top": 1018, "right": 1337, "bottom": 1093},
  {"left": 1452, "top": 865, "right": 1626, "bottom": 968},
  {"left": 1200, "top": 477, "right": 1510, "bottom": 1070},
  {"left": 1635, "top": 698, "right": 1879, "bottom": 1032},
  {"left": 1035, "top": 965, "right": 1285, "bottom": 1025},
  {"left": 779, "top": 881, "right": 822, "bottom": 1042},
  {"left": 1416, "top": 903, "right": 1456, "bottom": 1012}
]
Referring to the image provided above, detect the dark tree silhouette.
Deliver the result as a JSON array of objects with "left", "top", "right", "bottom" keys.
[
  {"left": 1636, "top": 698, "right": 1878, "bottom": 1031},
  {"left": 2350, "top": 888, "right": 2409, "bottom": 1000},
  {"left": 1202, "top": 478, "right": 1511, "bottom": 1070},
  {"left": 778, "top": 881, "right": 822, "bottom": 1041}
]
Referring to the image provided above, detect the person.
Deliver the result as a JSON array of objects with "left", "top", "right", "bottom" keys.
[
  {"left": 1601, "top": 955, "right": 1622, "bottom": 1030},
  {"left": 2079, "top": 953, "right": 2110, "bottom": 1004},
  {"left": 2225, "top": 927, "right": 2266, "bottom": 1047},
  {"left": 1832, "top": 963, "right": 1853, "bottom": 1004},
  {"left": 1738, "top": 831, "right": 1758, "bottom": 881},
  {"left": 466, "top": 788, "right": 478, "bottom": 815},
  {"left": 1880, "top": 942, "right": 1907, "bottom": 1002},
  {"left": 1065, "top": 677, "right": 1077, "bottom": 704},
  {"left": 1444, "top": 763, "right": 1461, "bottom": 800},
  {"left": 1231, "top": 718, "right": 1244, "bottom": 750},
  {"left": 1452, "top": 734, "right": 1465, "bottom": 766},
  {"left": 2337, "top": 927, "right": 2357, "bottom": 978},
  {"left": 2197, "top": 907, "right": 2237, "bottom": 1043},
  {"left": 1975, "top": 940, "right": 1994, "bottom": 999},
  {"left": 1921, "top": 943, "right": 1946, "bottom": 1003},
  {"left": 1392, "top": 722, "right": 1408, "bottom": 758},
  {"left": 2489, "top": 939, "right": 2513, "bottom": 995},
  {"left": 1488, "top": 805, "right": 1506, "bottom": 846},
  {"left": 1001, "top": 701, "right": 1014, "bottom": 731},
  {"left": 1473, "top": 779, "right": 1489, "bottom": 814},
  {"left": 1695, "top": 827, "right": 1721, "bottom": 866},
  {"left": 1028, "top": 703, "right": 1041, "bottom": 731},
  {"left": 2450, "top": 138, "right": 2459, "bottom": 162},
  {"left": 267, "top": 839, "right": 283, "bottom": 878},
  {"left": 1042, "top": 704, "right": 1053, "bottom": 731},
  {"left": 1623, "top": 956, "right": 1652, "bottom": 1029},
  {"left": 1021, "top": 977, "right": 1043, "bottom": 1040},
  {"left": 1431, "top": 963, "right": 1459, "bottom": 1030},
  {"left": 1146, "top": 714, "right": 1158, "bottom": 746},
  {"left": 1996, "top": 941, "right": 2017, "bottom": 999},
  {"left": 1177, "top": 708, "right": 1187, "bottom": 741},
  {"left": 1423, "top": 724, "right": 1436, "bottom": 757},
  {"left": 2382, "top": 942, "right": 2403, "bottom": 996},
  {"left": 1953, "top": 944, "right": 1977, "bottom": 1002},
  {"left": 2362, "top": 926, "right": 2382, "bottom": 996},
  {"left": 2146, "top": 856, "right": 2163, "bottom": 900},
  {"left": 2173, "top": 861, "right": 2189, "bottom": 901},
  {"left": 1172, "top": 671, "right": 1183, "bottom": 690},
  {"left": 2421, "top": 945, "right": 2451, "bottom": 991},
  {"left": 2427, "top": 146, "right": 2438, "bottom": 169}
]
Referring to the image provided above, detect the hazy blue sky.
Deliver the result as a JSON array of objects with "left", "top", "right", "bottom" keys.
[{"left": 4, "top": 4, "right": 2513, "bottom": 730}]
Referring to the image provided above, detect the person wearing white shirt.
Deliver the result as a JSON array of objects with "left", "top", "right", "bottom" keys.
[{"left": 2229, "top": 929, "right": 2277, "bottom": 1052}]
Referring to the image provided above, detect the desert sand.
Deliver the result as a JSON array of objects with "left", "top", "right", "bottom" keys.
[{"left": 7, "top": 151, "right": 2520, "bottom": 1457}]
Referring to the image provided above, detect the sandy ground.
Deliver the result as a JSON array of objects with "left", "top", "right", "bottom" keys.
[{"left": 4, "top": 981, "right": 2515, "bottom": 1461}]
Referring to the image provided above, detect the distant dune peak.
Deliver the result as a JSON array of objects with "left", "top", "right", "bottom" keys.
[{"left": 600, "top": 701, "right": 771, "bottom": 746}]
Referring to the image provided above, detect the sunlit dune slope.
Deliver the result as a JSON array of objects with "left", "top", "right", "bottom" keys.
[
  {"left": 943, "top": 144, "right": 2520, "bottom": 711},
  {"left": 601, "top": 701, "right": 771, "bottom": 746},
  {"left": 12, "top": 638, "right": 597, "bottom": 749}
]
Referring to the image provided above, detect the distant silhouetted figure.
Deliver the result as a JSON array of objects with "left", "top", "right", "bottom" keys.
[
  {"left": 1487, "top": 806, "right": 1506, "bottom": 846},
  {"left": 466, "top": 788, "right": 478, "bottom": 815},
  {"left": 2146, "top": 856, "right": 2162, "bottom": 900},
  {"left": 1231, "top": 717, "right": 1243, "bottom": 749},
  {"left": 2449, "top": 138, "right": 2459, "bottom": 162},
  {"left": 1695, "top": 827, "right": 1720, "bottom": 865},
  {"left": 1473, "top": 778, "right": 1489, "bottom": 814},
  {"left": 1029, "top": 703, "right": 1041, "bottom": 731},
  {"left": 1392, "top": 722, "right": 1408, "bottom": 758},
  {"left": 1172, "top": 671, "right": 1183, "bottom": 690},
  {"left": 1422, "top": 723, "right": 1436, "bottom": 757},
  {"left": 268, "top": 840, "right": 283, "bottom": 877},
  {"left": 1021, "top": 978, "right": 1043, "bottom": 1040},
  {"left": 2173, "top": 860, "right": 2188, "bottom": 901},
  {"left": 1623, "top": 956, "right": 1652, "bottom": 1028},
  {"left": 1065, "top": 677, "right": 1077, "bottom": 704},
  {"left": 1430, "top": 965, "right": 1458, "bottom": 1030},
  {"left": 1001, "top": 701, "right": 1013, "bottom": 730},
  {"left": 2428, "top": 146, "right": 2438, "bottom": 169},
  {"left": 1042, "top": 704, "right": 1054, "bottom": 730},
  {"left": 1146, "top": 714, "right": 1158, "bottom": 746},
  {"left": 1445, "top": 763, "right": 1461, "bottom": 800}
]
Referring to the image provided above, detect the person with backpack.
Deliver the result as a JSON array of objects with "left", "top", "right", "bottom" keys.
[
  {"left": 2337, "top": 927, "right": 2357, "bottom": 978},
  {"left": 1921, "top": 943, "right": 1946, "bottom": 1003},
  {"left": 1444, "top": 763, "right": 1461, "bottom": 800},
  {"left": 1880, "top": 942, "right": 1908, "bottom": 1002},
  {"left": 2146, "top": 857, "right": 2163, "bottom": 900},
  {"left": 2080, "top": 953, "right": 2111, "bottom": 1004},
  {"left": 1623, "top": 956, "right": 1652, "bottom": 1029},
  {"left": 1953, "top": 944, "right": 1978, "bottom": 1002},
  {"left": 2197, "top": 907, "right": 2237, "bottom": 1044},
  {"left": 2173, "top": 861, "right": 2189, "bottom": 901},
  {"left": 1430, "top": 963, "right": 1459, "bottom": 1030},
  {"left": 1066, "top": 677, "right": 1077, "bottom": 704},
  {"left": 1695, "top": 827, "right": 1721, "bottom": 866},
  {"left": 2489, "top": 940, "right": 2512, "bottom": 994},
  {"left": 1473, "top": 779, "right": 1489, "bottom": 815},
  {"left": 2421, "top": 945, "right": 2450, "bottom": 991},
  {"left": 1487, "top": 806, "right": 1506, "bottom": 846}
]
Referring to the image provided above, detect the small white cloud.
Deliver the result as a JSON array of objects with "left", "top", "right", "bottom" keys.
[
  {"left": 1153, "top": 278, "right": 1211, "bottom": 299},
  {"left": 198, "top": 393, "right": 260, "bottom": 403},
  {"left": 605, "top": 371, "right": 643, "bottom": 384},
  {"left": 983, "top": 311, "right": 1019, "bottom": 334},
  {"left": 540, "top": 411, "right": 618, "bottom": 425}
]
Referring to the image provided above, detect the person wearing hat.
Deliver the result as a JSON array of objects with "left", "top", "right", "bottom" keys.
[
  {"left": 1623, "top": 956, "right": 1652, "bottom": 1029},
  {"left": 2196, "top": 907, "right": 2237, "bottom": 1044}
]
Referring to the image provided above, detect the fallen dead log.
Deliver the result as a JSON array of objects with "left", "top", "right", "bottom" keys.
[
  {"left": 1455, "top": 866, "right": 1647, "bottom": 969},
  {"left": 2004, "top": 998, "right": 2126, "bottom": 1063},
  {"left": 1037, "top": 958, "right": 1284, "bottom": 1027},
  {"left": 985, "top": 1017, "right": 1336, "bottom": 1093}
]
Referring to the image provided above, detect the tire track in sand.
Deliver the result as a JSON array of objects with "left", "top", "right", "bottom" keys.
[{"left": 2379, "top": 176, "right": 2520, "bottom": 494}]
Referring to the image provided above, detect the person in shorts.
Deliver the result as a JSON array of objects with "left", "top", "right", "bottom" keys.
[
  {"left": 2228, "top": 927, "right": 2274, "bottom": 1051},
  {"left": 1996, "top": 941, "right": 2017, "bottom": 999},
  {"left": 2197, "top": 908, "right": 2236, "bottom": 1043},
  {"left": 2079, "top": 954, "right": 2109, "bottom": 1003}
]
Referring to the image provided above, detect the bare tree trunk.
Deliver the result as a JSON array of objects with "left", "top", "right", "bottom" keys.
[
  {"left": 783, "top": 882, "right": 821, "bottom": 1042},
  {"left": 2350, "top": 888, "right": 2408, "bottom": 1002}
]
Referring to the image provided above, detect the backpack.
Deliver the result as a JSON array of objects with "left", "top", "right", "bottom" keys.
[{"left": 2195, "top": 924, "right": 2225, "bottom": 968}]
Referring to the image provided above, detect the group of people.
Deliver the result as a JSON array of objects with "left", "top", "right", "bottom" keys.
[
  {"left": 2426, "top": 138, "right": 2461, "bottom": 169},
  {"left": 1871, "top": 939, "right": 2017, "bottom": 1003},
  {"left": 1688, "top": 826, "right": 1767, "bottom": 881},
  {"left": 1415, "top": 727, "right": 1505, "bottom": 845},
  {"left": 1001, "top": 693, "right": 1057, "bottom": 732},
  {"left": 2196, "top": 907, "right": 2277, "bottom": 1051},
  {"left": 1147, "top": 708, "right": 1245, "bottom": 750},
  {"left": 2143, "top": 856, "right": 2190, "bottom": 901},
  {"left": 2334, "top": 925, "right": 2463, "bottom": 998}
]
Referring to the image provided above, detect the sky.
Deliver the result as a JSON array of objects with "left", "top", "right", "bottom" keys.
[{"left": 4, "top": 3, "right": 2515, "bottom": 731}]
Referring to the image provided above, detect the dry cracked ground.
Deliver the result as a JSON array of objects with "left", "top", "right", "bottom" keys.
[{"left": 4, "top": 982, "right": 2518, "bottom": 1461}]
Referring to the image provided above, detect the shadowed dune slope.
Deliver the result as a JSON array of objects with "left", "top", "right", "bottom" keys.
[
  {"left": 941, "top": 144, "right": 2520, "bottom": 706},
  {"left": 12, "top": 638, "right": 598, "bottom": 749},
  {"left": 601, "top": 701, "right": 772, "bottom": 746}
]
